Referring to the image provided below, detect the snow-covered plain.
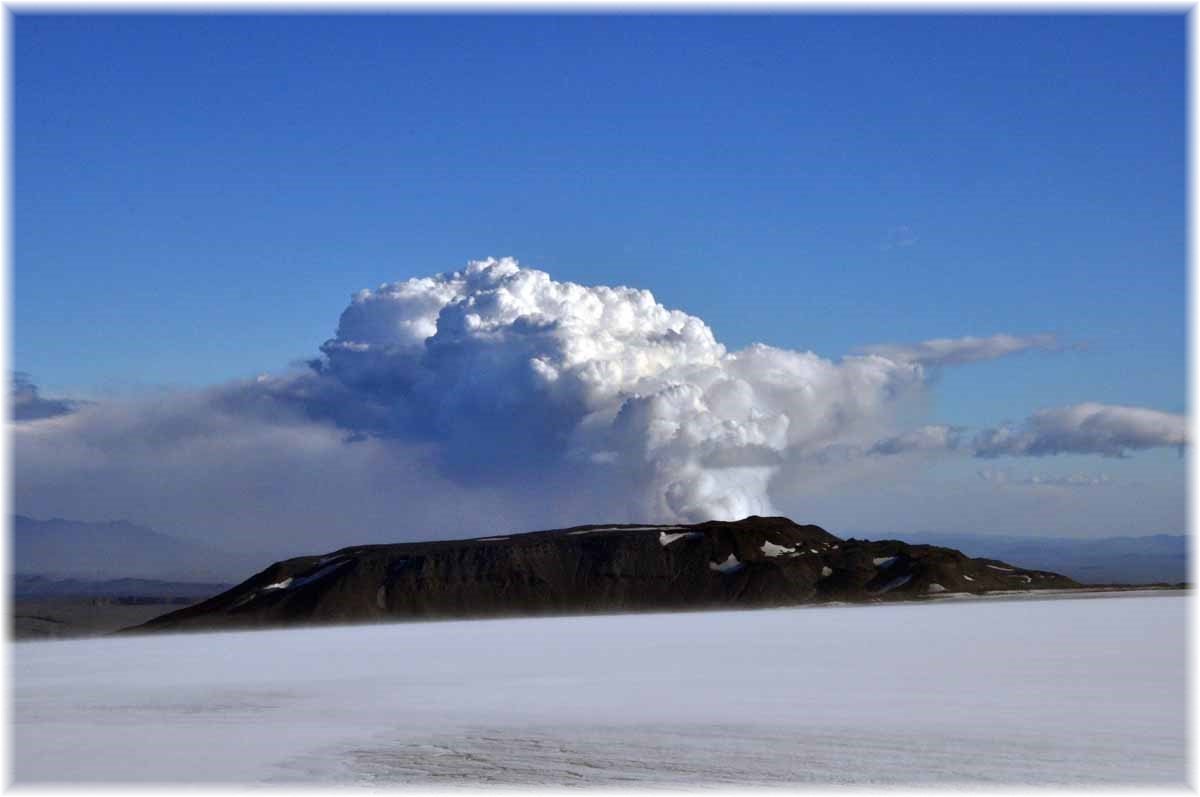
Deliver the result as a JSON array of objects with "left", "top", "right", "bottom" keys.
[{"left": 13, "top": 593, "right": 1186, "bottom": 786}]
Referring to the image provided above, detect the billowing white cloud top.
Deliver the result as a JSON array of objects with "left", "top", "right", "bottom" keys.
[{"left": 304, "top": 258, "right": 925, "bottom": 521}]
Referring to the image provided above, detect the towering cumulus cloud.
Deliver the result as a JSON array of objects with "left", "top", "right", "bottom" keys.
[
  {"left": 275, "top": 258, "right": 927, "bottom": 521},
  {"left": 16, "top": 257, "right": 1183, "bottom": 546}
]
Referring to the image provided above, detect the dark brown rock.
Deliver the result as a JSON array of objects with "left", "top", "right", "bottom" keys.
[{"left": 127, "top": 516, "right": 1080, "bottom": 634}]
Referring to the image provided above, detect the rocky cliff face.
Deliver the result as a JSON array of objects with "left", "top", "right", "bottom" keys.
[{"left": 130, "top": 516, "right": 1079, "bottom": 633}]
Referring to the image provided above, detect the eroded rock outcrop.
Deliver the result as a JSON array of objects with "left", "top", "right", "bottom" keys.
[{"left": 130, "top": 516, "right": 1078, "bottom": 633}]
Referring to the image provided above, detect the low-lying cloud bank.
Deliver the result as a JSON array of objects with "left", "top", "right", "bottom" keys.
[
  {"left": 12, "top": 258, "right": 1186, "bottom": 548},
  {"left": 870, "top": 403, "right": 1186, "bottom": 459},
  {"left": 973, "top": 403, "right": 1186, "bottom": 458}
]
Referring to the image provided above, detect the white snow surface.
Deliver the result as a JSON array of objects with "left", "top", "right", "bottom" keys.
[
  {"left": 987, "top": 564, "right": 1016, "bottom": 572},
  {"left": 760, "top": 541, "right": 795, "bottom": 557},
  {"left": 927, "top": 583, "right": 947, "bottom": 593},
  {"left": 873, "top": 556, "right": 899, "bottom": 567},
  {"left": 13, "top": 593, "right": 1185, "bottom": 786}
]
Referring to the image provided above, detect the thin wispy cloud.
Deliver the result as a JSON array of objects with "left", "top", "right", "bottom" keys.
[
  {"left": 858, "top": 333, "right": 1061, "bottom": 368},
  {"left": 868, "top": 425, "right": 969, "bottom": 456},
  {"left": 880, "top": 225, "right": 919, "bottom": 250},
  {"left": 977, "top": 468, "right": 1114, "bottom": 488}
]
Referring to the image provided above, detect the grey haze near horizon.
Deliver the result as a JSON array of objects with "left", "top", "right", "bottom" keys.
[
  {"left": 12, "top": 515, "right": 265, "bottom": 582},
  {"left": 13, "top": 513, "right": 1185, "bottom": 586},
  {"left": 12, "top": 259, "right": 1186, "bottom": 554}
]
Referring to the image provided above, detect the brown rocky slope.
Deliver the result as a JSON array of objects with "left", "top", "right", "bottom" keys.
[{"left": 129, "top": 516, "right": 1079, "bottom": 633}]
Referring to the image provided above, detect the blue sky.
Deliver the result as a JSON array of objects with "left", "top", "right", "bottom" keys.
[{"left": 11, "top": 14, "right": 1187, "bottom": 544}]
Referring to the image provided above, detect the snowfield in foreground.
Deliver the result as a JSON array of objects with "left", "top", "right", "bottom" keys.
[{"left": 13, "top": 592, "right": 1186, "bottom": 786}]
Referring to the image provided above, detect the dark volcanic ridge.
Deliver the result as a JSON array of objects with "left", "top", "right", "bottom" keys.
[{"left": 130, "top": 516, "right": 1080, "bottom": 634}]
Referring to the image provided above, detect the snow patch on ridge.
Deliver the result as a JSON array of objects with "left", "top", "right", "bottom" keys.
[
  {"left": 660, "top": 531, "right": 701, "bottom": 547},
  {"left": 709, "top": 554, "right": 744, "bottom": 574},
  {"left": 760, "top": 541, "right": 795, "bottom": 557},
  {"left": 250, "top": 558, "right": 351, "bottom": 600}
]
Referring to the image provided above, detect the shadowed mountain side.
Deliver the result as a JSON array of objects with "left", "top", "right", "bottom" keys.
[{"left": 129, "top": 517, "right": 1079, "bottom": 634}]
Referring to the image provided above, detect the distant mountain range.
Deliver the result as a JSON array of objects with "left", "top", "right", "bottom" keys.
[
  {"left": 898, "top": 532, "right": 1187, "bottom": 585},
  {"left": 131, "top": 516, "right": 1082, "bottom": 634},
  {"left": 13, "top": 515, "right": 265, "bottom": 583},
  {"left": 14, "top": 574, "right": 233, "bottom": 600}
]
